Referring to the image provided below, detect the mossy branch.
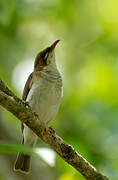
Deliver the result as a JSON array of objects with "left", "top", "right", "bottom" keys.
[{"left": 0, "top": 79, "right": 108, "bottom": 180}]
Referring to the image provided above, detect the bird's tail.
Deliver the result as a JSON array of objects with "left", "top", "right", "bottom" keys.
[{"left": 14, "top": 153, "right": 31, "bottom": 174}]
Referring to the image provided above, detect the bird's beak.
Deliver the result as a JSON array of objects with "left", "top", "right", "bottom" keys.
[{"left": 50, "top": 40, "right": 60, "bottom": 51}]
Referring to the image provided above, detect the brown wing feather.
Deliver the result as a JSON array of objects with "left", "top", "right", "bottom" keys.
[
  {"left": 21, "top": 72, "right": 33, "bottom": 133},
  {"left": 22, "top": 72, "right": 33, "bottom": 101}
]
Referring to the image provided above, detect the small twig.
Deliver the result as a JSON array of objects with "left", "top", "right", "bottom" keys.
[{"left": 0, "top": 79, "right": 109, "bottom": 180}]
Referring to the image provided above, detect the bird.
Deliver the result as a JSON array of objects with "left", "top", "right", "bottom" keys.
[{"left": 14, "top": 40, "right": 63, "bottom": 173}]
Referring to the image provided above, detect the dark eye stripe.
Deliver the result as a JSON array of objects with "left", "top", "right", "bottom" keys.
[
  {"left": 40, "top": 47, "right": 50, "bottom": 58},
  {"left": 34, "top": 47, "right": 50, "bottom": 70}
]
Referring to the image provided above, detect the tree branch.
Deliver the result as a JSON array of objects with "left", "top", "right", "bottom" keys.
[{"left": 0, "top": 79, "right": 108, "bottom": 180}]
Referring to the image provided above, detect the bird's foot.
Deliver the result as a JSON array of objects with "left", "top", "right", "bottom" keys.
[
  {"left": 49, "top": 126, "right": 55, "bottom": 134},
  {"left": 33, "top": 112, "right": 39, "bottom": 118}
]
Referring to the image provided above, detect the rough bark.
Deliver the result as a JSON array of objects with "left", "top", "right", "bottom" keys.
[{"left": 0, "top": 79, "right": 109, "bottom": 180}]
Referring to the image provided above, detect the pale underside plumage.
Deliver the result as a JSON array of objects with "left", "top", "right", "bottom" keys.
[{"left": 24, "top": 70, "right": 63, "bottom": 146}]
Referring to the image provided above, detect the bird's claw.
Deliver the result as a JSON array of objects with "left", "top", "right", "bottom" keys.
[{"left": 33, "top": 112, "right": 39, "bottom": 118}]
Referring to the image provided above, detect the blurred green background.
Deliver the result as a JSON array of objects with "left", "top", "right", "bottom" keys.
[{"left": 0, "top": 0, "right": 118, "bottom": 179}]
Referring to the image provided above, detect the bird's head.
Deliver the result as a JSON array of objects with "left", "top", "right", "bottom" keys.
[{"left": 34, "top": 40, "right": 60, "bottom": 71}]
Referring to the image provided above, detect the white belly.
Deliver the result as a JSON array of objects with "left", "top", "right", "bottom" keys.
[{"left": 27, "top": 79, "right": 62, "bottom": 126}]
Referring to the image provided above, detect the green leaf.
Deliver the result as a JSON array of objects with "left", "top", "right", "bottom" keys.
[{"left": 0, "top": 141, "right": 36, "bottom": 155}]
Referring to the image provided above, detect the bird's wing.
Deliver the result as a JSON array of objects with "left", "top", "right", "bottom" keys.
[
  {"left": 22, "top": 72, "right": 34, "bottom": 101},
  {"left": 21, "top": 72, "right": 34, "bottom": 134}
]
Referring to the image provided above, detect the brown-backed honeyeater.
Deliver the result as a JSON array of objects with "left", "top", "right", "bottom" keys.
[{"left": 14, "top": 40, "right": 63, "bottom": 173}]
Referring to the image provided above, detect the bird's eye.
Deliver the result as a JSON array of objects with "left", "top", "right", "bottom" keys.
[{"left": 40, "top": 51, "right": 49, "bottom": 61}]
